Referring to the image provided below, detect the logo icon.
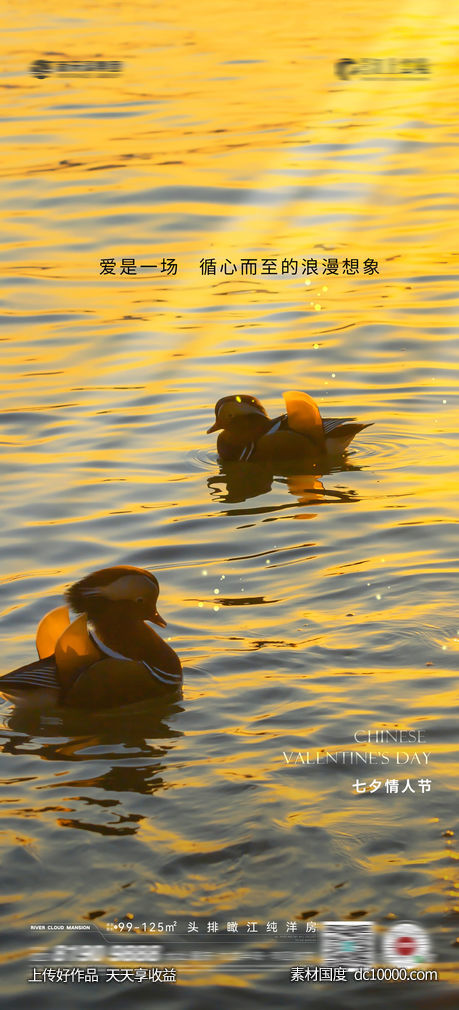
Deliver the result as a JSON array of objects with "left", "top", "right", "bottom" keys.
[
  {"left": 334, "top": 59, "right": 358, "bottom": 80},
  {"left": 29, "top": 59, "right": 51, "bottom": 79},
  {"left": 383, "top": 922, "right": 430, "bottom": 967}
]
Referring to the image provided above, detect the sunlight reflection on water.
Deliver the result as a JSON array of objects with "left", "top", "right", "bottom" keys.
[{"left": 0, "top": 0, "right": 458, "bottom": 1004}]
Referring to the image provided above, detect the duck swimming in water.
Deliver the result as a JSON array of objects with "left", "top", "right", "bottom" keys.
[
  {"left": 0, "top": 566, "right": 182, "bottom": 710},
  {"left": 207, "top": 390, "right": 371, "bottom": 462}
]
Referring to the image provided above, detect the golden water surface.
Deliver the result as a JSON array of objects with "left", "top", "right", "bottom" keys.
[{"left": 0, "top": 0, "right": 458, "bottom": 1005}]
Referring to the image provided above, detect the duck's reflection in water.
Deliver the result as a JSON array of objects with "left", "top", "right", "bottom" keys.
[
  {"left": 207, "top": 458, "right": 362, "bottom": 507},
  {"left": 0, "top": 698, "right": 184, "bottom": 836}
]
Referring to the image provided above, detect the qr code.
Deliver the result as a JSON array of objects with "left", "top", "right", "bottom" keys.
[{"left": 321, "top": 921, "right": 374, "bottom": 969}]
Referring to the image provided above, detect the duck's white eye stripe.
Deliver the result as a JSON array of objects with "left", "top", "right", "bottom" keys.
[{"left": 95, "top": 574, "right": 156, "bottom": 603}]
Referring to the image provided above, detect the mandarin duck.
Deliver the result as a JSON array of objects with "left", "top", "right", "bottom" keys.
[
  {"left": 0, "top": 566, "right": 182, "bottom": 710},
  {"left": 207, "top": 390, "right": 371, "bottom": 461}
]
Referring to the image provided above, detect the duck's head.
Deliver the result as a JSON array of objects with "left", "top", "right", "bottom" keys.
[
  {"left": 65, "top": 566, "right": 167, "bottom": 627},
  {"left": 207, "top": 394, "right": 269, "bottom": 434}
]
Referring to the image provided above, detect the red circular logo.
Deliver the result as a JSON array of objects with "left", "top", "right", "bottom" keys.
[
  {"left": 383, "top": 922, "right": 430, "bottom": 966},
  {"left": 395, "top": 936, "right": 417, "bottom": 956}
]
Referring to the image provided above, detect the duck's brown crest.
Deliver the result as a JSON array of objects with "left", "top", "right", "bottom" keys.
[
  {"left": 66, "top": 566, "right": 159, "bottom": 614},
  {"left": 215, "top": 394, "right": 268, "bottom": 417}
]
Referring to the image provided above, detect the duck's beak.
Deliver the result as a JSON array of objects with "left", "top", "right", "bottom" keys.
[
  {"left": 151, "top": 609, "right": 167, "bottom": 628},
  {"left": 207, "top": 420, "right": 221, "bottom": 434}
]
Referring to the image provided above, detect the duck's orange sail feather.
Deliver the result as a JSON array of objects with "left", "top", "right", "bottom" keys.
[
  {"left": 36, "top": 606, "right": 71, "bottom": 659},
  {"left": 283, "top": 390, "right": 325, "bottom": 449}
]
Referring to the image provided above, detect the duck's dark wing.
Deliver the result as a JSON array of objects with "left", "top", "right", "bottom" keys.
[
  {"left": 323, "top": 417, "right": 373, "bottom": 451},
  {"left": 322, "top": 416, "right": 354, "bottom": 434},
  {"left": 323, "top": 417, "right": 372, "bottom": 436},
  {"left": 0, "top": 656, "right": 59, "bottom": 694}
]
